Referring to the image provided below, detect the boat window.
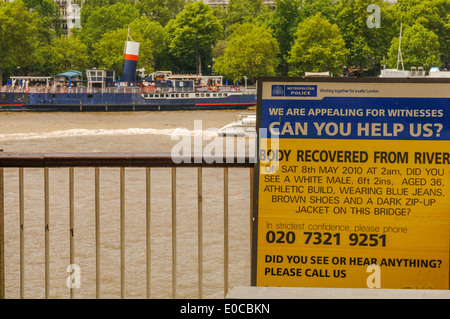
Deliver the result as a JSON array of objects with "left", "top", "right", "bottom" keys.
[
  {"left": 218, "top": 93, "right": 222, "bottom": 97},
  {"left": 206, "top": 93, "right": 210, "bottom": 97},
  {"left": 0, "top": 94, "right": 7, "bottom": 101},
  {"left": 201, "top": 93, "right": 205, "bottom": 97},
  {"left": 195, "top": 93, "right": 199, "bottom": 97},
  {"left": 14, "top": 94, "right": 29, "bottom": 102},
  {"left": 176, "top": 94, "right": 179, "bottom": 98},
  {"left": 224, "top": 93, "right": 228, "bottom": 97},
  {"left": 213, "top": 93, "right": 217, "bottom": 97},
  {"left": 171, "top": 94, "right": 174, "bottom": 98}
]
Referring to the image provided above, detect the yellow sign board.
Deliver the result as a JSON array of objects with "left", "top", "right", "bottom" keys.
[{"left": 252, "top": 78, "right": 450, "bottom": 289}]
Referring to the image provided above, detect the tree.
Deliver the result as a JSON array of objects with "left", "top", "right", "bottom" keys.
[
  {"left": 128, "top": 17, "right": 170, "bottom": 71},
  {"left": 92, "top": 28, "right": 155, "bottom": 76},
  {"left": 335, "top": 0, "right": 398, "bottom": 74},
  {"left": 385, "top": 23, "right": 441, "bottom": 70},
  {"left": 44, "top": 35, "right": 90, "bottom": 75},
  {"left": 269, "top": 0, "right": 302, "bottom": 75},
  {"left": 298, "top": 0, "right": 337, "bottom": 23},
  {"left": 223, "top": 0, "right": 270, "bottom": 30},
  {"left": 80, "top": 2, "right": 140, "bottom": 52},
  {"left": 135, "top": 0, "right": 187, "bottom": 26},
  {"left": 213, "top": 23, "right": 279, "bottom": 82},
  {"left": 394, "top": 0, "right": 450, "bottom": 65},
  {"left": 0, "top": 0, "right": 41, "bottom": 83},
  {"left": 23, "top": 0, "right": 62, "bottom": 38},
  {"left": 165, "top": 2, "right": 223, "bottom": 74},
  {"left": 288, "top": 13, "right": 348, "bottom": 76}
]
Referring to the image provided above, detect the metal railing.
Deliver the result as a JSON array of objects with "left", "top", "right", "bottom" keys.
[{"left": 0, "top": 152, "right": 254, "bottom": 299}]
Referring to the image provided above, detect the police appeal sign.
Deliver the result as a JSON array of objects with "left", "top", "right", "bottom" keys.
[{"left": 252, "top": 77, "right": 450, "bottom": 289}]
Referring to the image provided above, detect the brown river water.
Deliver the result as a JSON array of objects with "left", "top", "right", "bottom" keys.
[{"left": 0, "top": 110, "right": 256, "bottom": 298}]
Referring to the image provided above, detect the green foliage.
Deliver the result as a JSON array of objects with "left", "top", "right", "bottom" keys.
[
  {"left": 395, "top": 0, "right": 450, "bottom": 63},
  {"left": 43, "top": 35, "right": 90, "bottom": 75},
  {"left": 165, "top": 1, "right": 222, "bottom": 73},
  {"left": 288, "top": 13, "right": 348, "bottom": 76},
  {"left": 385, "top": 23, "right": 441, "bottom": 70},
  {"left": 128, "top": 17, "right": 169, "bottom": 70},
  {"left": 334, "top": 0, "right": 396, "bottom": 72},
  {"left": 1, "top": 0, "right": 449, "bottom": 83},
  {"left": 298, "top": 0, "right": 337, "bottom": 23},
  {"left": 0, "top": 0, "right": 41, "bottom": 82},
  {"left": 80, "top": 2, "right": 140, "bottom": 51},
  {"left": 92, "top": 28, "right": 155, "bottom": 75},
  {"left": 23, "top": 0, "right": 62, "bottom": 37},
  {"left": 213, "top": 23, "right": 279, "bottom": 82},
  {"left": 223, "top": 0, "right": 270, "bottom": 29},
  {"left": 135, "top": 0, "right": 187, "bottom": 26},
  {"left": 269, "top": 0, "right": 301, "bottom": 75}
]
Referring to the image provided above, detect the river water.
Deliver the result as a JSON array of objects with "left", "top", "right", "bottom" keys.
[{"left": 0, "top": 110, "right": 256, "bottom": 299}]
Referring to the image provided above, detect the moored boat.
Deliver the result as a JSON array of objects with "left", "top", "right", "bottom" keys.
[
  {"left": 0, "top": 40, "right": 256, "bottom": 112},
  {"left": 217, "top": 112, "right": 256, "bottom": 137},
  {"left": 0, "top": 71, "right": 256, "bottom": 112}
]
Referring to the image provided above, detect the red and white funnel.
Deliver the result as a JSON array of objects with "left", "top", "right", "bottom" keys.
[{"left": 122, "top": 40, "right": 140, "bottom": 83}]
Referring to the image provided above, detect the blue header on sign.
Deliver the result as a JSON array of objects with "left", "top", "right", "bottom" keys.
[
  {"left": 261, "top": 97, "right": 450, "bottom": 140},
  {"left": 271, "top": 85, "right": 317, "bottom": 97}
]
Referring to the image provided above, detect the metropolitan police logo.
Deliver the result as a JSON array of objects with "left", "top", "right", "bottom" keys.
[{"left": 271, "top": 85, "right": 284, "bottom": 96}]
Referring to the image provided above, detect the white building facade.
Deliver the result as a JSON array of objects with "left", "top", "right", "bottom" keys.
[
  {"left": 55, "top": 0, "right": 81, "bottom": 34},
  {"left": 2, "top": 0, "right": 81, "bottom": 35}
]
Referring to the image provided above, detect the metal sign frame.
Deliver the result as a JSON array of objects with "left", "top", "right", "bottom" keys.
[{"left": 252, "top": 76, "right": 450, "bottom": 289}]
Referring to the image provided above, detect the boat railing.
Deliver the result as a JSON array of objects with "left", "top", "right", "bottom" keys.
[{"left": 1, "top": 85, "right": 257, "bottom": 95}]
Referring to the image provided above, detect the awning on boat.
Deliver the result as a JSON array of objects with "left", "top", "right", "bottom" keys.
[{"left": 52, "top": 70, "right": 82, "bottom": 79}]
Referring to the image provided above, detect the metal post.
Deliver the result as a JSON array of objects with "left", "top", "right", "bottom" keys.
[
  {"left": 44, "top": 168, "right": 50, "bottom": 299},
  {"left": 19, "top": 168, "right": 24, "bottom": 299},
  {"left": 95, "top": 167, "right": 100, "bottom": 298},
  {"left": 146, "top": 167, "right": 151, "bottom": 299},
  {"left": 197, "top": 167, "right": 203, "bottom": 299},
  {"left": 249, "top": 166, "right": 254, "bottom": 286},
  {"left": 171, "top": 167, "right": 177, "bottom": 299},
  {"left": 120, "top": 167, "right": 125, "bottom": 299},
  {"left": 0, "top": 156, "right": 4, "bottom": 299},
  {"left": 223, "top": 167, "right": 229, "bottom": 298},
  {"left": 69, "top": 168, "right": 74, "bottom": 299}
]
